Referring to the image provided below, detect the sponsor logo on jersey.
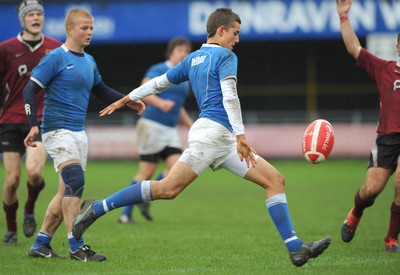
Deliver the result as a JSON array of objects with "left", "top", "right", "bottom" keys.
[
  {"left": 191, "top": 55, "right": 206, "bottom": 66},
  {"left": 24, "top": 104, "right": 31, "bottom": 116}
]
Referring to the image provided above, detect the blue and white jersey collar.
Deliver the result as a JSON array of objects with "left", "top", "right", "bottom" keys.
[
  {"left": 61, "top": 44, "right": 69, "bottom": 52},
  {"left": 201, "top": 43, "right": 221, "bottom": 48}
]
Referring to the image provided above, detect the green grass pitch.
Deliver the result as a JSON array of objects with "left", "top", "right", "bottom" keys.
[{"left": 1, "top": 159, "right": 399, "bottom": 274}]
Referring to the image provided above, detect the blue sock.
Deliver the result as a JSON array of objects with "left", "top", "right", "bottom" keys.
[
  {"left": 93, "top": 181, "right": 151, "bottom": 217},
  {"left": 33, "top": 231, "right": 52, "bottom": 248},
  {"left": 68, "top": 232, "right": 84, "bottom": 252},
  {"left": 266, "top": 193, "right": 303, "bottom": 252},
  {"left": 120, "top": 180, "right": 137, "bottom": 216}
]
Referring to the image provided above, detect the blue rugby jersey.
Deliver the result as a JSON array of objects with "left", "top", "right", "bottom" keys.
[
  {"left": 166, "top": 44, "right": 238, "bottom": 132},
  {"left": 31, "top": 44, "right": 101, "bottom": 133},
  {"left": 142, "top": 61, "right": 190, "bottom": 127}
]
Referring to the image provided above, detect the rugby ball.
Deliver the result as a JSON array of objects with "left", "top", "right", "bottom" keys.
[{"left": 302, "top": 119, "right": 334, "bottom": 164}]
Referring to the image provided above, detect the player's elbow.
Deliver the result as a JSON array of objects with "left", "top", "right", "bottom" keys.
[{"left": 348, "top": 45, "right": 361, "bottom": 60}]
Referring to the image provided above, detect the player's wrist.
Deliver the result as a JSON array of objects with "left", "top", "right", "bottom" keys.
[{"left": 340, "top": 15, "right": 349, "bottom": 23}]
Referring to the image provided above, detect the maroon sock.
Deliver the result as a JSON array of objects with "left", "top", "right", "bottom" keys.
[
  {"left": 385, "top": 202, "right": 400, "bottom": 241},
  {"left": 3, "top": 201, "right": 18, "bottom": 232},
  {"left": 25, "top": 180, "right": 45, "bottom": 214},
  {"left": 353, "top": 190, "right": 375, "bottom": 217}
]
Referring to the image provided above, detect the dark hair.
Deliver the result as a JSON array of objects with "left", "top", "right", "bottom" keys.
[
  {"left": 398, "top": 33, "right": 400, "bottom": 44},
  {"left": 165, "top": 37, "right": 192, "bottom": 59},
  {"left": 206, "top": 7, "right": 241, "bottom": 38}
]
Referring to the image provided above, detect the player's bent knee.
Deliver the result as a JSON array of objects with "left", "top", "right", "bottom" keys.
[
  {"left": 27, "top": 172, "right": 43, "bottom": 184},
  {"left": 5, "top": 174, "right": 20, "bottom": 190},
  {"left": 394, "top": 176, "right": 400, "bottom": 186},
  {"left": 266, "top": 173, "right": 285, "bottom": 192},
  {"left": 361, "top": 184, "right": 381, "bottom": 198},
  {"left": 26, "top": 168, "right": 42, "bottom": 181},
  {"left": 60, "top": 164, "right": 85, "bottom": 198},
  {"left": 5, "top": 181, "right": 19, "bottom": 193},
  {"left": 276, "top": 173, "right": 285, "bottom": 187}
]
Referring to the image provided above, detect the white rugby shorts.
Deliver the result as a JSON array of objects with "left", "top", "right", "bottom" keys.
[
  {"left": 136, "top": 118, "right": 182, "bottom": 155},
  {"left": 179, "top": 118, "right": 254, "bottom": 177},
  {"left": 42, "top": 129, "right": 88, "bottom": 172}
]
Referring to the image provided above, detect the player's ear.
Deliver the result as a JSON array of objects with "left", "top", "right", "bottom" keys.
[{"left": 217, "top": 25, "right": 225, "bottom": 37}]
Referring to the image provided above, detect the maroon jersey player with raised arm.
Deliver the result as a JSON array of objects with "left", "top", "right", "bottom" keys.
[
  {"left": 337, "top": 0, "right": 400, "bottom": 253},
  {"left": 0, "top": 0, "right": 61, "bottom": 245}
]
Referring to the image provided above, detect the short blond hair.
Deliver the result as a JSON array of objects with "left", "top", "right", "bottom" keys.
[{"left": 65, "top": 8, "right": 93, "bottom": 30}]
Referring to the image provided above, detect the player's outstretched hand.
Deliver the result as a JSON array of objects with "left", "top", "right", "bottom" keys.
[
  {"left": 236, "top": 134, "right": 257, "bottom": 168},
  {"left": 127, "top": 99, "right": 146, "bottom": 115},
  {"left": 24, "top": 126, "right": 39, "bottom": 148},
  {"left": 100, "top": 96, "right": 145, "bottom": 116}
]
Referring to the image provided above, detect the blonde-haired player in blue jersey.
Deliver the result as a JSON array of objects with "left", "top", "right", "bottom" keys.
[
  {"left": 22, "top": 8, "right": 145, "bottom": 261},
  {"left": 73, "top": 7, "right": 330, "bottom": 267}
]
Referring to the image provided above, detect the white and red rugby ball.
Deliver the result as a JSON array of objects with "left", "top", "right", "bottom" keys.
[{"left": 302, "top": 119, "right": 334, "bottom": 164}]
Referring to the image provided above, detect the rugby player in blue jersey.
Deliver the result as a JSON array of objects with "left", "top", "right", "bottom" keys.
[
  {"left": 73, "top": 7, "right": 330, "bottom": 267},
  {"left": 22, "top": 8, "right": 144, "bottom": 261},
  {"left": 119, "top": 37, "right": 193, "bottom": 224}
]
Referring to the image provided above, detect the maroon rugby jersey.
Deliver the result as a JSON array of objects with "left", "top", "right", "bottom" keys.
[
  {"left": 0, "top": 33, "right": 61, "bottom": 124},
  {"left": 357, "top": 48, "right": 400, "bottom": 135}
]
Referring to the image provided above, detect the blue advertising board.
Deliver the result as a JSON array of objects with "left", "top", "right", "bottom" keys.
[{"left": 0, "top": 0, "right": 399, "bottom": 44}]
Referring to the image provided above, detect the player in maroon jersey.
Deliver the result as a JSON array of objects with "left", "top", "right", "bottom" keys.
[
  {"left": 0, "top": 0, "right": 61, "bottom": 245},
  {"left": 337, "top": 0, "right": 400, "bottom": 253}
]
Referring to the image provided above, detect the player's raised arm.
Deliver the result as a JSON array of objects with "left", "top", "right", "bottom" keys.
[{"left": 336, "top": 0, "right": 362, "bottom": 60}]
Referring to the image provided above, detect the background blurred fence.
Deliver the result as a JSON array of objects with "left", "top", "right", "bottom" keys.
[{"left": 85, "top": 122, "right": 377, "bottom": 160}]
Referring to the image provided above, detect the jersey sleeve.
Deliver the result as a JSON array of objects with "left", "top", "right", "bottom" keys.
[
  {"left": 356, "top": 48, "right": 386, "bottom": 80},
  {"left": 166, "top": 57, "right": 190, "bottom": 85},
  {"left": 31, "top": 51, "right": 61, "bottom": 87},
  {"left": 87, "top": 54, "right": 102, "bottom": 86},
  {"left": 219, "top": 50, "right": 238, "bottom": 81}
]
